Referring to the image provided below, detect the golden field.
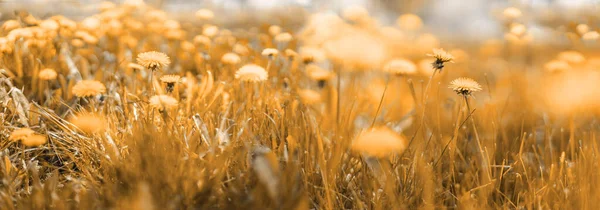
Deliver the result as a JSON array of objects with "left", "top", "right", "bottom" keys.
[{"left": 1, "top": 1, "right": 600, "bottom": 209}]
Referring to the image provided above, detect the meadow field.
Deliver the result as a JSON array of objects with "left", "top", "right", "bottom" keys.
[{"left": 1, "top": 1, "right": 600, "bottom": 209}]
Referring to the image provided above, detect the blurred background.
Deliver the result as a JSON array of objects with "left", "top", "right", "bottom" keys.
[{"left": 0, "top": 0, "right": 599, "bottom": 43}]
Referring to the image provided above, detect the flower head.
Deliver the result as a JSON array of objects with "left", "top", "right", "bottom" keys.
[
  {"left": 383, "top": 59, "right": 417, "bottom": 76},
  {"left": 261, "top": 48, "right": 279, "bottom": 58},
  {"left": 306, "top": 64, "right": 335, "bottom": 86},
  {"left": 274, "top": 32, "right": 293, "bottom": 43},
  {"left": 69, "top": 113, "right": 106, "bottom": 134},
  {"left": 427, "top": 48, "right": 454, "bottom": 70},
  {"left": 221, "top": 53, "right": 241, "bottom": 65},
  {"left": 544, "top": 60, "right": 571, "bottom": 73},
  {"left": 235, "top": 64, "right": 268, "bottom": 82},
  {"left": 72, "top": 80, "right": 106, "bottom": 97},
  {"left": 9, "top": 128, "right": 35, "bottom": 142},
  {"left": 449, "top": 77, "right": 482, "bottom": 96},
  {"left": 39, "top": 68, "right": 58, "bottom": 81},
  {"left": 557, "top": 51, "right": 585, "bottom": 64},
  {"left": 149, "top": 95, "right": 179, "bottom": 111},
  {"left": 22, "top": 134, "right": 47, "bottom": 147},
  {"left": 160, "top": 75, "right": 181, "bottom": 84},
  {"left": 351, "top": 127, "right": 407, "bottom": 157},
  {"left": 297, "top": 89, "right": 322, "bottom": 105},
  {"left": 136, "top": 51, "right": 171, "bottom": 71},
  {"left": 195, "top": 9, "right": 214, "bottom": 20}
]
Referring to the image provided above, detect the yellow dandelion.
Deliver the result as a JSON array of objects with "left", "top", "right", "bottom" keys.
[
  {"left": 149, "top": 95, "right": 179, "bottom": 111},
  {"left": 449, "top": 77, "right": 482, "bottom": 96},
  {"left": 582, "top": 31, "right": 600, "bottom": 40},
  {"left": 9, "top": 128, "right": 35, "bottom": 142},
  {"left": 72, "top": 80, "right": 106, "bottom": 97},
  {"left": 383, "top": 59, "right": 417, "bottom": 76},
  {"left": 306, "top": 64, "right": 334, "bottom": 81},
  {"left": 160, "top": 75, "right": 181, "bottom": 84},
  {"left": 544, "top": 60, "right": 571, "bottom": 73},
  {"left": 284, "top": 49, "right": 298, "bottom": 58},
  {"left": 576, "top": 24, "right": 590, "bottom": 35},
  {"left": 136, "top": 51, "right": 171, "bottom": 71},
  {"left": 297, "top": 89, "right": 322, "bottom": 105},
  {"left": 128, "top": 63, "right": 144, "bottom": 71},
  {"left": 351, "top": 127, "right": 408, "bottom": 157},
  {"left": 38, "top": 68, "right": 58, "bottom": 81},
  {"left": 299, "top": 47, "right": 326, "bottom": 64},
  {"left": 557, "top": 51, "right": 585, "bottom": 64},
  {"left": 235, "top": 64, "right": 268, "bottom": 82},
  {"left": 221, "top": 53, "right": 241, "bottom": 65},
  {"left": 195, "top": 9, "right": 214, "bottom": 20},
  {"left": 502, "top": 7, "right": 522, "bottom": 19},
  {"left": 396, "top": 14, "right": 423, "bottom": 31},
  {"left": 427, "top": 48, "right": 454, "bottom": 70},
  {"left": 274, "top": 32, "right": 293, "bottom": 43},
  {"left": 202, "top": 25, "right": 219, "bottom": 37},
  {"left": 268, "top": 25, "right": 282, "bottom": 36},
  {"left": 69, "top": 113, "right": 106, "bottom": 134},
  {"left": 261, "top": 48, "right": 279, "bottom": 58},
  {"left": 2, "top": 20, "right": 21, "bottom": 32},
  {"left": 342, "top": 5, "right": 369, "bottom": 22},
  {"left": 22, "top": 134, "right": 47, "bottom": 147},
  {"left": 193, "top": 35, "right": 212, "bottom": 47}
]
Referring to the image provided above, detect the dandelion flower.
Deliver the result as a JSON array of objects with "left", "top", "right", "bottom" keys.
[
  {"left": 202, "top": 25, "right": 219, "bottom": 37},
  {"left": 195, "top": 9, "right": 214, "bottom": 20},
  {"left": 351, "top": 127, "right": 408, "bottom": 157},
  {"left": 136, "top": 51, "right": 171, "bottom": 71},
  {"left": 160, "top": 75, "right": 181, "bottom": 84},
  {"left": 544, "top": 60, "right": 571, "bottom": 73},
  {"left": 193, "top": 35, "right": 212, "bottom": 47},
  {"left": 342, "top": 5, "right": 369, "bottom": 22},
  {"left": 160, "top": 75, "right": 181, "bottom": 93},
  {"left": 38, "top": 68, "right": 58, "bottom": 81},
  {"left": 449, "top": 77, "right": 482, "bottom": 96},
  {"left": 285, "top": 49, "right": 298, "bottom": 58},
  {"left": 261, "top": 48, "right": 279, "bottom": 58},
  {"left": 22, "top": 134, "right": 47, "bottom": 147},
  {"left": 427, "top": 48, "right": 454, "bottom": 70},
  {"left": 268, "top": 25, "right": 282, "bottom": 36},
  {"left": 297, "top": 89, "right": 322, "bottom": 105},
  {"left": 235, "top": 64, "right": 268, "bottom": 82},
  {"left": 299, "top": 47, "right": 326, "bottom": 64},
  {"left": 503, "top": 7, "right": 522, "bottom": 19},
  {"left": 383, "top": 59, "right": 417, "bottom": 76},
  {"left": 149, "top": 95, "right": 179, "bottom": 111},
  {"left": 557, "top": 51, "right": 585, "bottom": 64},
  {"left": 274, "top": 32, "right": 293, "bottom": 43},
  {"left": 128, "top": 63, "right": 144, "bottom": 71},
  {"left": 576, "top": 24, "right": 590, "bottom": 35},
  {"left": 9, "top": 128, "right": 35, "bottom": 142},
  {"left": 221, "top": 53, "right": 241, "bottom": 65},
  {"left": 69, "top": 113, "right": 106, "bottom": 134},
  {"left": 306, "top": 64, "right": 334, "bottom": 81},
  {"left": 582, "top": 31, "right": 600, "bottom": 40},
  {"left": 396, "top": 14, "right": 423, "bottom": 31},
  {"left": 72, "top": 80, "right": 106, "bottom": 97}
]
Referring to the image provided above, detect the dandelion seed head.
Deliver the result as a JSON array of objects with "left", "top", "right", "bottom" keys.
[
  {"left": 149, "top": 95, "right": 179, "bottom": 111},
  {"left": 39, "top": 68, "right": 58, "bottom": 81},
  {"left": 274, "top": 32, "right": 293, "bottom": 43},
  {"left": 261, "top": 48, "right": 279, "bottom": 58},
  {"left": 449, "top": 77, "right": 482, "bottom": 96},
  {"left": 72, "top": 80, "right": 106, "bottom": 97},
  {"left": 136, "top": 51, "right": 171, "bottom": 70},
  {"left": 351, "top": 127, "right": 408, "bottom": 157},
  {"left": 235, "top": 64, "right": 268, "bottom": 82},
  {"left": 160, "top": 75, "right": 181, "bottom": 84},
  {"left": 69, "top": 113, "right": 106, "bottom": 134},
  {"left": 383, "top": 59, "right": 417, "bottom": 76},
  {"left": 221, "top": 53, "right": 241, "bottom": 65},
  {"left": 396, "top": 14, "right": 423, "bottom": 31},
  {"left": 195, "top": 9, "right": 214, "bottom": 20}
]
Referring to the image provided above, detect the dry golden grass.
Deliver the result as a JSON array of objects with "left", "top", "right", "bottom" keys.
[{"left": 1, "top": 2, "right": 600, "bottom": 210}]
